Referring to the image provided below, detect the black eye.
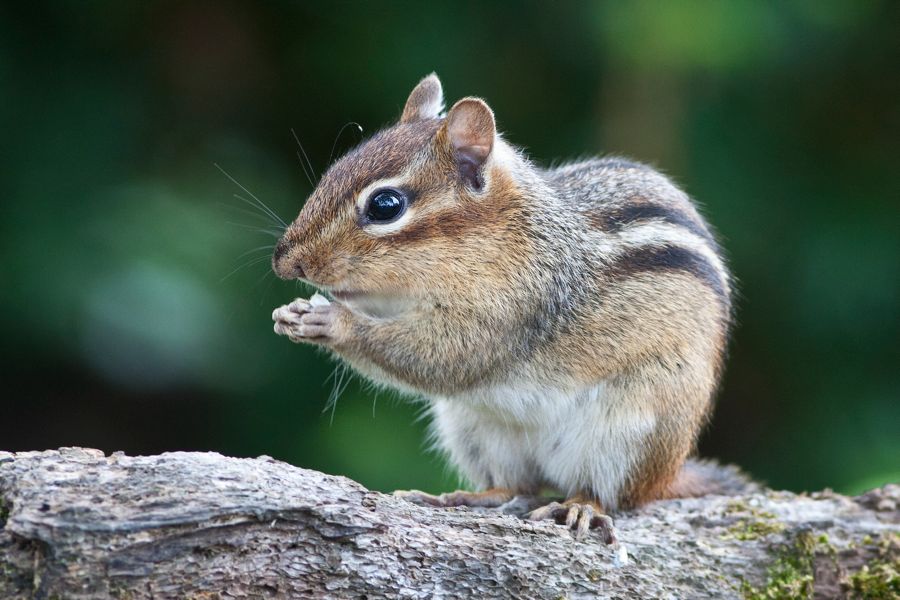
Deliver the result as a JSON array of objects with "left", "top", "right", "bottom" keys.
[{"left": 365, "top": 189, "right": 406, "bottom": 223}]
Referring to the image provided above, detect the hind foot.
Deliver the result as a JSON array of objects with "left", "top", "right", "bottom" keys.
[
  {"left": 395, "top": 487, "right": 515, "bottom": 508},
  {"left": 527, "top": 495, "right": 617, "bottom": 543}
]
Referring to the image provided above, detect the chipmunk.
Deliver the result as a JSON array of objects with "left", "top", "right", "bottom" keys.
[{"left": 271, "top": 74, "right": 754, "bottom": 542}]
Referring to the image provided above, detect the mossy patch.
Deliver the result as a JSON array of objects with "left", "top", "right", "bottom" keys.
[
  {"left": 0, "top": 497, "right": 8, "bottom": 527},
  {"left": 742, "top": 531, "right": 900, "bottom": 599},
  {"left": 721, "top": 500, "right": 785, "bottom": 541},
  {"left": 845, "top": 560, "right": 900, "bottom": 599},
  {"left": 727, "top": 519, "right": 787, "bottom": 541},
  {"left": 740, "top": 531, "right": 829, "bottom": 600},
  {"left": 723, "top": 499, "right": 777, "bottom": 520},
  {"left": 843, "top": 534, "right": 900, "bottom": 599}
]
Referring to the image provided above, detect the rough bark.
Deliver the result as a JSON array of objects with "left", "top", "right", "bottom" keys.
[{"left": 0, "top": 448, "right": 896, "bottom": 599}]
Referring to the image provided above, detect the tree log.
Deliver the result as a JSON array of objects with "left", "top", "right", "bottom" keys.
[{"left": 0, "top": 448, "right": 896, "bottom": 599}]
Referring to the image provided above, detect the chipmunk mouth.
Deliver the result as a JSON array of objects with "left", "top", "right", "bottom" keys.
[
  {"left": 328, "top": 289, "right": 414, "bottom": 320},
  {"left": 329, "top": 290, "right": 365, "bottom": 302}
]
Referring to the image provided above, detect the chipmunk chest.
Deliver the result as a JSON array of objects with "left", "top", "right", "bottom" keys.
[
  {"left": 434, "top": 380, "right": 658, "bottom": 498},
  {"left": 446, "top": 382, "right": 615, "bottom": 454},
  {"left": 453, "top": 379, "right": 657, "bottom": 453}
]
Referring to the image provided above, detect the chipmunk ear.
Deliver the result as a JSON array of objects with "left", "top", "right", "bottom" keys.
[
  {"left": 444, "top": 97, "right": 495, "bottom": 191},
  {"left": 400, "top": 73, "right": 444, "bottom": 123}
]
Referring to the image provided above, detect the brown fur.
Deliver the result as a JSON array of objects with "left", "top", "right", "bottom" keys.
[{"left": 272, "top": 74, "right": 749, "bottom": 523}]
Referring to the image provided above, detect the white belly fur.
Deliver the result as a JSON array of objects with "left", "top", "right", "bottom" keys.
[{"left": 428, "top": 381, "right": 657, "bottom": 510}]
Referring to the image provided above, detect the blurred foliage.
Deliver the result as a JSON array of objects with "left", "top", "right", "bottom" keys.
[{"left": 1, "top": 0, "right": 897, "bottom": 496}]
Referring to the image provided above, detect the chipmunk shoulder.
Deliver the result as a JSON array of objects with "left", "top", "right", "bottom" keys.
[{"left": 272, "top": 74, "right": 754, "bottom": 541}]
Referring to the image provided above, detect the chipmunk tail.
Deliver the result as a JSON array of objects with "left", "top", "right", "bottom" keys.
[{"left": 666, "top": 459, "right": 762, "bottom": 499}]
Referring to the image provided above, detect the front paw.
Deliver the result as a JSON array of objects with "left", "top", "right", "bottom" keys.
[{"left": 272, "top": 293, "right": 341, "bottom": 344}]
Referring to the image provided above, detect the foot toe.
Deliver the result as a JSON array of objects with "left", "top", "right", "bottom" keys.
[
  {"left": 298, "top": 324, "right": 329, "bottom": 338},
  {"left": 527, "top": 500, "right": 617, "bottom": 543},
  {"left": 565, "top": 505, "right": 580, "bottom": 529},
  {"left": 526, "top": 501, "right": 563, "bottom": 522},
  {"left": 594, "top": 513, "right": 617, "bottom": 545},
  {"left": 394, "top": 489, "right": 444, "bottom": 507},
  {"left": 573, "top": 504, "right": 594, "bottom": 540},
  {"left": 288, "top": 298, "right": 312, "bottom": 314},
  {"left": 300, "top": 311, "right": 330, "bottom": 327}
]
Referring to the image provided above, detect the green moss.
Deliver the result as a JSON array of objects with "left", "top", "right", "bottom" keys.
[
  {"left": 740, "top": 531, "right": 824, "bottom": 600},
  {"left": 725, "top": 499, "right": 751, "bottom": 513},
  {"left": 722, "top": 500, "right": 786, "bottom": 541},
  {"left": 725, "top": 500, "right": 777, "bottom": 520},
  {"left": 845, "top": 560, "right": 900, "bottom": 599},
  {"left": 743, "top": 531, "right": 900, "bottom": 600},
  {"left": 844, "top": 535, "right": 900, "bottom": 599},
  {"left": 728, "top": 519, "right": 787, "bottom": 541},
  {"left": 0, "top": 497, "right": 8, "bottom": 525}
]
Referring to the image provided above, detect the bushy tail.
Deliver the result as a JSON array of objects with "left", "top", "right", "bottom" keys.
[{"left": 666, "top": 458, "right": 761, "bottom": 499}]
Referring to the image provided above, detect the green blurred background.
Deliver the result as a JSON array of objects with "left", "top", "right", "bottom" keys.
[{"left": 2, "top": 1, "right": 897, "bottom": 496}]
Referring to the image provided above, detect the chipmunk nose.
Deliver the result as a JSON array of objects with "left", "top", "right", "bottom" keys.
[{"left": 272, "top": 240, "right": 305, "bottom": 280}]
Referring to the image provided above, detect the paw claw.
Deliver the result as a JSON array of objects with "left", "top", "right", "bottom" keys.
[{"left": 526, "top": 500, "right": 617, "bottom": 544}]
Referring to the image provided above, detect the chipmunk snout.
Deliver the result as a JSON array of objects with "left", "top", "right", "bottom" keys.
[{"left": 272, "top": 239, "right": 305, "bottom": 280}]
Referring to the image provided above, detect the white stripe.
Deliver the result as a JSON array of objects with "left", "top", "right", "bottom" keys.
[{"left": 612, "top": 221, "right": 729, "bottom": 291}]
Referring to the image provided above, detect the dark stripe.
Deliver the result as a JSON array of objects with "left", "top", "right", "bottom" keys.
[
  {"left": 591, "top": 202, "right": 717, "bottom": 246},
  {"left": 611, "top": 245, "right": 730, "bottom": 312}
]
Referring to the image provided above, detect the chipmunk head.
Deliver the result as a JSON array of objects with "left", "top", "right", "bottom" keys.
[{"left": 273, "top": 74, "right": 524, "bottom": 314}]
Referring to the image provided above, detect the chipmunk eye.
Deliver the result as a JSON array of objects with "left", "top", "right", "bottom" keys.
[{"left": 365, "top": 189, "right": 406, "bottom": 223}]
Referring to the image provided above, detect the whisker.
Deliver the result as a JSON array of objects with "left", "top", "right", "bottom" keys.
[
  {"left": 214, "top": 163, "right": 288, "bottom": 228},
  {"left": 230, "top": 195, "right": 287, "bottom": 230},
  {"left": 324, "top": 364, "right": 346, "bottom": 419},
  {"left": 328, "top": 121, "right": 364, "bottom": 166},
  {"left": 329, "top": 365, "right": 355, "bottom": 426},
  {"left": 324, "top": 363, "right": 354, "bottom": 425},
  {"left": 226, "top": 221, "right": 284, "bottom": 237},
  {"left": 250, "top": 268, "right": 273, "bottom": 290},
  {"left": 220, "top": 254, "right": 273, "bottom": 282},
  {"left": 296, "top": 152, "right": 314, "bottom": 188},
  {"left": 232, "top": 244, "right": 276, "bottom": 261},
  {"left": 219, "top": 202, "right": 275, "bottom": 224},
  {"left": 323, "top": 363, "right": 341, "bottom": 386},
  {"left": 258, "top": 271, "right": 278, "bottom": 305},
  {"left": 290, "top": 128, "right": 317, "bottom": 188},
  {"left": 253, "top": 268, "right": 273, "bottom": 285},
  {"left": 232, "top": 193, "right": 285, "bottom": 230}
]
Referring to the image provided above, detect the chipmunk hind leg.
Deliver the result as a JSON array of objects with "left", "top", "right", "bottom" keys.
[{"left": 394, "top": 487, "right": 517, "bottom": 508}]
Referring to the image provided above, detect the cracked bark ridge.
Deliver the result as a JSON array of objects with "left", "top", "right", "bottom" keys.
[{"left": 0, "top": 448, "right": 897, "bottom": 599}]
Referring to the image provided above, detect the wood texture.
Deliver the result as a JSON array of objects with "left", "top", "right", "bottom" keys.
[{"left": 0, "top": 448, "right": 896, "bottom": 599}]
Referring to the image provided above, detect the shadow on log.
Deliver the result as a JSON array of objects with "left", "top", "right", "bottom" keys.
[{"left": 0, "top": 448, "right": 897, "bottom": 599}]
